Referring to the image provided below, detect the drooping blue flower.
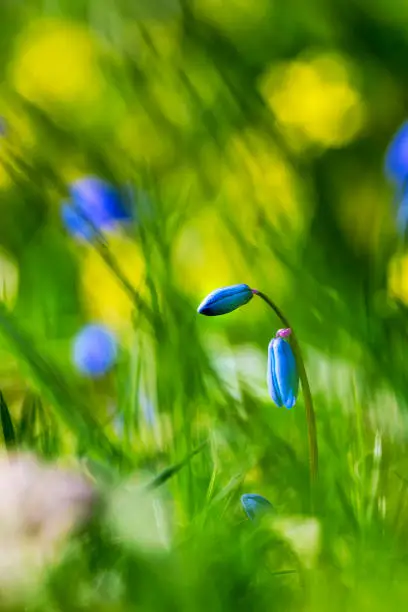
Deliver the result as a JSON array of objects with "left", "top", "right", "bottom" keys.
[
  {"left": 241, "top": 494, "right": 274, "bottom": 521},
  {"left": 197, "top": 284, "right": 253, "bottom": 316},
  {"left": 72, "top": 324, "right": 118, "bottom": 378},
  {"left": 61, "top": 176, "right": 132, "bottom": 239},
  {"left": 267, "top": 335, "right": 299, "bottom": 409},
  {"left": 385, "top": 121, "right": 408, "bottom": 187}
]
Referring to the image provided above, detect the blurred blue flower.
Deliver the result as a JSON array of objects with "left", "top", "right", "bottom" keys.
[
  {"left": 385, "top": 121, "right": 408, "bottom": 186},
  {"left": 197, "top": 284, "right": 253, "bottom": 316},
  {"left": 241, "top": 494, "right": 274, "bottom": 521},
  {"left": 72, "top": 324, "right": 118, "bottom": 377},
  {"left": 397, "top": 198, "right": 408, "bottom": 234},
  {"left": 267, "top": 335, "right": 298, "bottom": 409},
  {"left": 61, "top": 201, "right": 95, "bottom": 241},
  {"left": 61, "top": 177, "right": 132, "bottom": 239}
]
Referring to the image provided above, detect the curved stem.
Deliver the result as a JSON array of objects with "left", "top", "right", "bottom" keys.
[{"left": 253, "top": 290, "right": 318, "bottom": 485}]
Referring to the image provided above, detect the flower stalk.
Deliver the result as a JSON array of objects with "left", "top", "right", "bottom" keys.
[{"left": 252, "top": 289, "right": 318, "bottom": 483}]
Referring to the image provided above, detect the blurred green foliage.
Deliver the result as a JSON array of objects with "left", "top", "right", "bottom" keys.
[{"left": 0, "top": 0, "right": 407, "bottom": 610}]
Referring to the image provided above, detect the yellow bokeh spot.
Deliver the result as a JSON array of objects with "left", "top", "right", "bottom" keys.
[
  {"left": 172, "top": 209, "right": 248, "bottom": 295},
  {"left": 244, "top": 466, "right": 262, "bottom": 486},
  {"left": 261, "top": 53, "right": 365, "bottom": 149},
  {"left": 223, "top": 129, "right": 305, "bottom": 237},
  {"left": 388, "top": 254, "right": 408, "bottom": 304},
  {"left": 12, "top": 19, "right": 103, "bottom": 107},
  {"left": 81, "top": 236, "right": 145, "bottom": 331}
]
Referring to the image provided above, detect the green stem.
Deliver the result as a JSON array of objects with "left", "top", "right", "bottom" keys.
[{"left": 253, "top": 290, "right": 318, "bottom": 484}]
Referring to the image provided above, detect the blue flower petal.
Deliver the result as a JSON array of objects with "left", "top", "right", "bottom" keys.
[
  {"left": 72, "top": 324, "right": 118, "bottom": 378},
  {"left": 197, "top": 284, "right": 253, "bottom": 316},
  {"left": 70, "top": 177, "right": 132, "bottom": 225},
  {"left": 61, "top": 201, "right": 95, "bottom": 240},
  {"left": 62, "top": 177, "right": 133, "bottom": 240},
  {"left": 385, "top": 121, "right": 408, "bottom": 186},
  {"left": 267, "top": 340, "right": 282, "bottom": 407},
  {"left": 241, "top": 494, "right": 274, "bottom": 521},
  {"left": 267, "top": 337, "right": 299, "bottom": 409},
  {"left": 397, "top": 199, "right": 408, "bottom": 235}
]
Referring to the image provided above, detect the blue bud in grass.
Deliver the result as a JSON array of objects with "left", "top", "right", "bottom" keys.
[
  {"left": 267, "top": 330, "right": 299, "bottom": 408},
  {"left": 197, "top": 284, "right": 253, "bottom": 316},
  {"left": 385, "top": 121, "right": 408, "bottom": 187},
  {"left": 61, "top": 176, "right": 132, "bottom": 239},
  {"left": 72, "top": 324, "right": 118, "bottom": 378},
  {"left": 241, "top": 494, "right": 274, "bottom": 521}
]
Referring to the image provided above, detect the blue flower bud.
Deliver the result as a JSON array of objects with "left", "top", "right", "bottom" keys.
[
  {"left": 61, "top": 176, "right": 132, "bottom": 239},
  {"left": 385, "top": 121, "right": 408, "bottom": 187},
  {"left": 267, "top": 336, "right": 299, "bottom": 409},
  {"left": 241, "top": 494, "right": 274, "bottom": 521},
  {"left": 72, "top": 324, "right": 118, "bottom": 378},
  {"left": 197, "top": 284, "right": 253, "bottom": 316}
]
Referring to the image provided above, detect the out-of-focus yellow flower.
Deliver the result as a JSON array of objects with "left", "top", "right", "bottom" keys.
[
  {"left": 172, "top": 210, "right": 249, "bottom": 295},
  {"left": 244, "top": 466, "right": 262, "bottom": 486},
  {"left": 11, "top": 19, "right": 103, "bottom": 107},
  {"left": 223, "top": 129, "right": 306, "bottom": 237},
  {"left": 81, "top": 236, "right": 145, "bottom": 332},
  {"left": 261, "top": 53, "right": 365, "bottom": 149},
  {"left": 388, "top": 254, "right": 408, "bottom": 304}
]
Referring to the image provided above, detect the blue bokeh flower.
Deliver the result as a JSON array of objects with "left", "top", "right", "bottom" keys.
[
  {"left": 61, "top": 176, "right": 132, "bottom": 239},
  {"left": 61, "top": 201, "right": 95, "bottom": 241},
  {"left": 385, "top": 121, "right": 408, "bottom": 187},
  {"left": 267, "top": 334, "right": 299, "bottom": 408},
  {"left": 197, "top": 284, "right": 253, "bottom": 316},
  {"left": 72, "top": 324, "right": 118, "bottom": 377},
  {"left": 397, "top": 197, "right": 408, "bottom": 235},
  {"left": 241, "top": 494, "right": 274, "bottom": 521}
]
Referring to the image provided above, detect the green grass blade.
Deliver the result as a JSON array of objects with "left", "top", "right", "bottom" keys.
[{"left": 0, "top": 391, "right": 16, "bottom": 450}]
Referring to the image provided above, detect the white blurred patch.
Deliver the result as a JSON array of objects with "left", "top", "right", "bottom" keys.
[
  {"left": 0, "top": 453, "right": 96, "bottom": 601},
  {"left": 206, "top": 335, "right": 270, "bottom": 404},
  {"left": 270, "top": 516, "right": 321, "bottom": 569},
  {"left": 106, "top": 478, "right": 172, "bottom": 553}
]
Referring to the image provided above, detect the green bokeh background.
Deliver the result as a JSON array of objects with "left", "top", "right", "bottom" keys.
[{"left": 0, "top": 0, "right": 408, "bottom": 610}]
